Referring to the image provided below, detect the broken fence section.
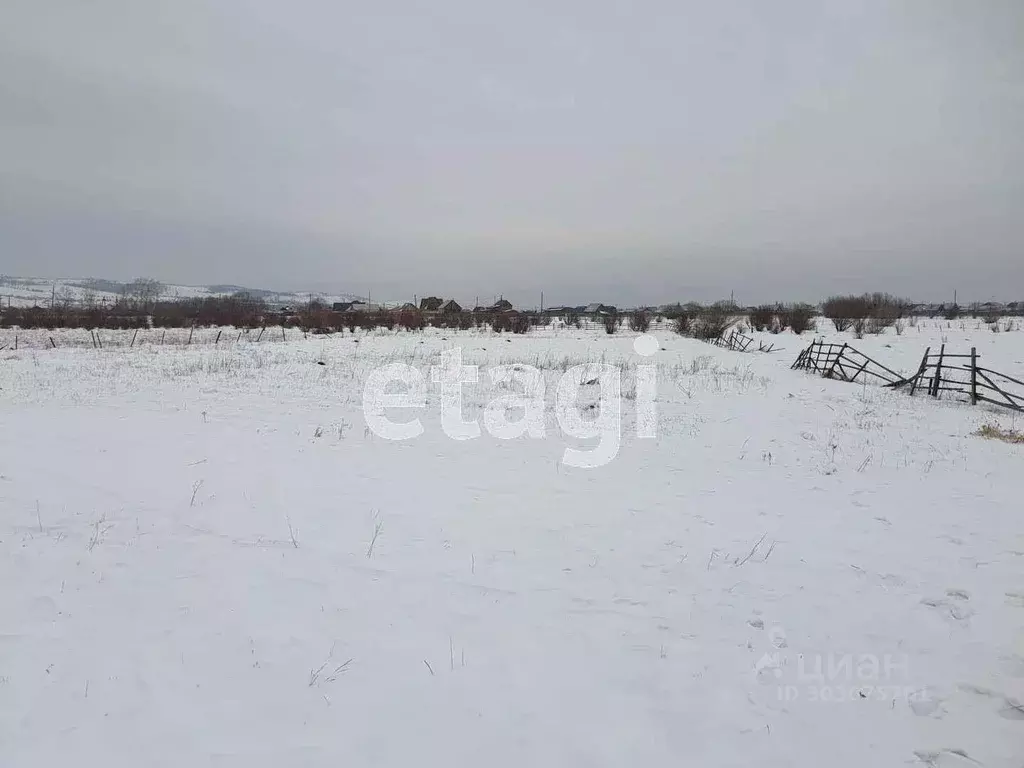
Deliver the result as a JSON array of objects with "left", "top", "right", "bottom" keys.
[
  {"left": 792, "top": 340, "right": 1024, "bottom": 412},
  {"left": 708, "top": 330, "right": 777, "bottom": 353},
  {"left": 791, "top": 340, "right": 902, "bottom": 385},
  {"left": 895, "top": 344, "right": 1024, "bottom": 412}
]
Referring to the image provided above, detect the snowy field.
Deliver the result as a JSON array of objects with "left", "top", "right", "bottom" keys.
[{"left": 1, "top": 321, "right": 1022, "bottom": 766}]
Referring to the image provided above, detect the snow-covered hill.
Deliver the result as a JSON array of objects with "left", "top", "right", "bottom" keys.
[{"left": 0, "top": 276, "right": 365, "bottom": 308}]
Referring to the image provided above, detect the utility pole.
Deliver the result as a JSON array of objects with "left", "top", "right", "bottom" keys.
[{"left": 541, "top": 291, "right": 544, "bottom": 312}]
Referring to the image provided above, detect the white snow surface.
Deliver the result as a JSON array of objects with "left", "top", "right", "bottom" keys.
[{"left": 1, "top": 321, "right": 1022, "bottom": 766}]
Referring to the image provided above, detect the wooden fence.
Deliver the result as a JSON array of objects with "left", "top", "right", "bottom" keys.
[
  {"left": 894, "top": 345, "right": 1024, "bottom": 412},
  {"left": 707, "top": 330, "right": 777, "bottom": 353},
  {"left": 791, "top": 340, "right": 903, "bottom": 385},
  {"left": 0, "top": 325, "right": 289, "bottom": 351},
  {"left": 791, "top": 340, "right": 1024, "bottom": 412}
]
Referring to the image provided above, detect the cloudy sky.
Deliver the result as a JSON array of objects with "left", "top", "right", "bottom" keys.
[{"left": 1, "top": 1, "right": 1021, "bottom": 307}]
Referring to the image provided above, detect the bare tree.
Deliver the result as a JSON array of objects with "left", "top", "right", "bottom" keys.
[{"left": 127, "top": 278, "right": 163, "bottom": 308}]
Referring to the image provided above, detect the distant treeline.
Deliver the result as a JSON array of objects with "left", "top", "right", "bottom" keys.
[
  {"left": 1, "top": 294, "right": 270, "bottom": 330},
  {"left": 0, "top": 294, "right": 538, "bottom": 333},
  {"left": 2, "top": 291, "right": 1022, "bottom": 334}
]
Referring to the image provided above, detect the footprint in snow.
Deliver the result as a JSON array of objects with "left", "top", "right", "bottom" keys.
[
  {"left": 878, "top": 573, "right": 906, "bottom": 587},
  {"left": 1005, "top": 591, "right": 1024, "bottom": 608},
  {"left": 908, "top": 687, "right": 943, "bottom": 717},
  {"left": 957, "top": 683, "right": 1024, "bottom": 721},
  {"left": 920, "top": 596, "right": 974, "bottom": 622},
  {"left": 912, "top": 748, "right": 981, "bottom": 767}
]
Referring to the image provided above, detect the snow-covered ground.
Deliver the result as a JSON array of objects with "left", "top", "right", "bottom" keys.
[{"left": 1, "top": 322, "right": 1022, "bottom": 766}]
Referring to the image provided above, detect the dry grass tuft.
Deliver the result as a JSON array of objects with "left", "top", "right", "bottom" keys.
[{"left": 976, "top": 423, "right": 1024, "bottom": 444}]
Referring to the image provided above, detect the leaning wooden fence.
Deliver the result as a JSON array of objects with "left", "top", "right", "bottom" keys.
[
  {"left": 791, "top": 340, "right": 903, "bottom": 385},
  {"left": 707, "top": 330, "right": 777, "bottom": 353},
  {"left": 893, "top": 345, "right": 1024, "bottom": 412},
  {"left": 792, "top": 340, "right": 1024, "bottom": 412}
]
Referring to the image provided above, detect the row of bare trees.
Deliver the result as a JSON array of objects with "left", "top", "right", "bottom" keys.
[
  {"left": 820, "top": 293, "right": 909, "bottom": 333},
  {"left": 1, "top": 292, "right": 269, "bottom": 330}
]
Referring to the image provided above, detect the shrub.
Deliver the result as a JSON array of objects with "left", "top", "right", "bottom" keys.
[
  {"left": 852, "top": 318, "right": 866, "bottom": 338},
  {"left": 788, "top": 304, "right": 815, "bottom": 334},
  {"left": 603, "top": 314, "right": 618, "bottom": 334},
  {"left": 490, "top": 313, "right": 530, "bottom": 334},
  {"left": 691, "top": 303, "right": 732, "bottom": 340},
  {"left": 376, "top": 310, "right": 395, "bottom": 330},
  {"left": 563, "top": 311, "right": 581, "bottom": 329},
  {"left": 673, "top": 313, "right": 692, "bottom": 336},
  {"left": 628, "top": 310, "right": 651, "bottom": 333},
  {"left": 397, "top": 310, "right": 424, "bottom": 331},
  {"left": 866, "top": 292, "right": 908, "bottom": 319},
  {"left": 749, "top": 305, "right": 775, "bottom": 332},
  {"left": 510, "top": 314, "right": 530, "bottom": 334},
  {"left": 864, "top": 318, "right": 887, "bottom": 334},
  {"left": 822, "top": 295, "right": 870, "bottom": 332},
  {"left": 869, "top": 305, "right": 898, "bottom": 330}
]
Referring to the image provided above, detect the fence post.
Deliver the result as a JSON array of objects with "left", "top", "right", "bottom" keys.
[
  {"left": 215, "top": 330, "right": 222, "bottom": 345},
  {"left": 931, "top": 344, "right": 945, "bottom": 397},
  {"left": 825, "top": 343, "right": 847, "bottom": 379},
  {"left": 188, "top": 325, "right": 194, "bottom": 345},
  {"left": 909, "top": 347, "right": 929, "bottom": 396},
  {"left": 130, "top": 329, "right": 138, "bottom": 348},
  {"left": 970, "top": 347, "right": 978, "bottom": 405}
]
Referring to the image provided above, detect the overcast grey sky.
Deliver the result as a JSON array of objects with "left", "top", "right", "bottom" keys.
[{"left": 1, "top": 1, "right": 1022, "bottom": 306}]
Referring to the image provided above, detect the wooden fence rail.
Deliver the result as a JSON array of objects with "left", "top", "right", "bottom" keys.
[
  {"left": 792, "top": 340, "right": 1024, "bottom": 412},
  {"left": 708, "top": 330, "right": 777, "bottom": 353},
  {"left": 892, "top": 346, "right": 1023, "bottom": 411},
  {"left": 791, "top": 340, "right": 902, "bottom": 385}
]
